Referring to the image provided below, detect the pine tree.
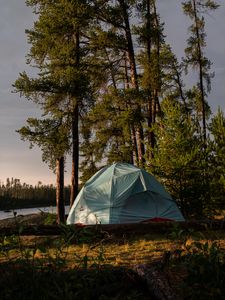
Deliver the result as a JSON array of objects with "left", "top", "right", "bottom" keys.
[
  {"left": 136, "top": 0, "right": 165, "bottom": 155},
  {"left": 16, "top": 0, "right": 95, "bottom": 207},
  {"left": 149, "top": 98, "right": 209, "bottom": 217},
  {"left": 79, "top": 0, "right": 185, "bottom": 172},
  {"left": 17, "top": 116, "right": 70, "bottom": 223},
  {"left": 90, "top": 0, "right": 146, "bottom": 166},
  {"left": 136, "top": 1, "right": 189, "bottom": 162},
  {"left": 182, "top": 0, "right": 219, "bottom": 142},
  {"left": 209, "top": 108, "right": 225, "bottom": 211}
]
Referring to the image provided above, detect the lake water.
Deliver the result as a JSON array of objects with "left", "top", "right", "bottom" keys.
[{"left": 0, "top": 205, "right": 70, "bottom": 220}]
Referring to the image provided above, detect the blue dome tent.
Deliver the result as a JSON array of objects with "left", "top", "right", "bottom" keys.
[{"left": 67, "top": 163, "right": 184, "bottom": 225}]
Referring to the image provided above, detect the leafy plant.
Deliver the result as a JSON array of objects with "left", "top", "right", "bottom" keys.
[
  {"left": 182, "top": 241, "right": 225, "bottom": 299},
  {"left": 43, "top": 213, "right": 57, "bottom": 225},
  {"left": 0, "top": 227, "right": 150, "bottom": 300}
]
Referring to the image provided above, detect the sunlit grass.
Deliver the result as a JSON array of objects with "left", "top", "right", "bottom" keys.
[
  {"left": 1, "top": 230, "right": 225, "bottom": 268},
  {"left": 1, "top": 229, "right": 225, "bottom": 299}
]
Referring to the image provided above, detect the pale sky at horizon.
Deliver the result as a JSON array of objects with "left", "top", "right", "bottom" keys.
[{"left": 0, "top": 0, "right": 225, "bottom": 186}]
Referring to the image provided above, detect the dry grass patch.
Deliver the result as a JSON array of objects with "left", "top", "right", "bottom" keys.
[{"left": 0, "top": 227, "right": 225, "bottom": 299}]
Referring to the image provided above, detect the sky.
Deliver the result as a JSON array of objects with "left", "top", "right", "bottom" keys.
[{"left": 0, "top": 0, "right": 225, "bottom": 186}]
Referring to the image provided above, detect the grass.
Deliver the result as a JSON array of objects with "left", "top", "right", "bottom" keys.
[
  {"left": 0, "top": 221, "right": 225, "bottom": 299},
  {"left": 1, "top": 227, "right": 225, "bottom": 268}
]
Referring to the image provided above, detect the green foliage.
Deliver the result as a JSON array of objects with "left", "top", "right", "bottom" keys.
[
  {"left": 208, "top": 108, "right": 225, "bottom": 209},
  {"left": 182, "top": 0, "right": 219, "bottom": 140},
  {"left": 149, "top": 101, "right": 225, "bottom": 218},
  {"left": 0, "top": 263, "right": 149, "bottom": 300},
  {"left": 13, "top": 0, "right": 223, "bottom": 220},
  {"left": 0, "top": 226, "right": 149, "bottom": 300},
  {"left": 43, "top": 213, "right": 57, "bottom": 225},
  {"left": 17, "top": 117, "right": 70, "bottom": 170},
  {"left": 210, "top": 108, "right": 225, "bottom": 168},
  {"left": 148, "top": 98, "right": 208, "bottom": 217},
  {"left": 80, "top": 88, "right": 136, "bottom": 169},
  {"left": 182, "top": 241, "right": 225, "bottom": 299},
  {"left": 167, "top": 226, "right": 225, "bottom": 299},
  {"left": 15, "top": 0, "right": 98, "bottom": 206},
  {"left": 169, "top": 223, "right": 193, "bottom": 243},
  {"left": 182, "top": 0, "right": 219, "bottom": 84}
]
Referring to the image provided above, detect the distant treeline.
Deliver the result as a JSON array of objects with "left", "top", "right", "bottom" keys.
[{"left": 0, "top": 178, "right": 70, "bottom": 210}]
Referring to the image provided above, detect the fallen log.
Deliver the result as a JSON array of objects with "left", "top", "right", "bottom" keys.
[{"left": 0, "top": 219, "right": 224, "bottom": 236}]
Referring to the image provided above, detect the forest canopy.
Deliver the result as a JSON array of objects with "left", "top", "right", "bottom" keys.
[{"left": 12, "top": 0, "right": 225, "bottom": 219}]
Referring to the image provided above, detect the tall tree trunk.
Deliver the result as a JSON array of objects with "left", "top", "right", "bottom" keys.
[
  {"left": 136, "top": 128, "right": 145, "bottom": 167},
  {"left": 147, "top": 96, "right": 155, "bottom": 153},
  {"left": 124, "top": 52, "right": 138, "bottom": 164},
  {"left": 146, "top": 0, "right": 151, "bottom": 62},
  {"left": 152, "top": 0, "right": 161, "bottom": 117},
  {"left": 192, "top": 0, "right": 207, "bottom": 143},
  {"left": 124, "top": 52, "right": 130, "bottom": 90},
  {"left": 119, "top": 0, "right": 138, "bottom": 88},
  {"left": 70, "top": 103, "right": 79, "bottom": 207},
  {"left": 118, "top": 0, "right": 145, "bottom": 165},
  {"left": 105, "top": 48, "right": 117, "bottom": 89},
  {"left": 145, "top": 0, "right": 155, "bottom": 157},
  {"left": 56, "top": 156, "right": 65, "bottom": 223},
  {"left": 128, "top": 129, "right": 134, "bottom": 165},
  {"left": 70, "top": 29, "right": 80, "bottom": 207},
  {"left": 131, "top": 124, "right": 139, "bottom": 164},
  {"left": 173, "top": 62, "right": 188, "bottom": 112}
]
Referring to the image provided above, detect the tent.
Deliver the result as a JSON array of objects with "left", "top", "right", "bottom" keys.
[{"left": 67, "top": 162, "right": 184, "bottom": 225}]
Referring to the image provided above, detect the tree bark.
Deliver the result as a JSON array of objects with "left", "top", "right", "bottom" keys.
[
  {"left": 147, "top": 95, "right": 155, "bottom": 153},
  {"left": 146, "top": 0, "right": 151, "bottom": 62},
  {"left": 70, "top": 103, "right": 79, "bottom": 207},
  {"left": 124, "top": 52, "right": 138, "bottom": 164},
  {"left": 118, "top": 0, "right": 145, "bottom": 165},
  {"left": 56, "top": 156, "right": 65, "bottom": 223},
  {"left": 130, "top": 124, "right": 139, "bottom": 164},
  {"left": 174, "top": 64, "right": 188, "bottom": 112},
  {"left": 145, "top": 0, "right": 155, "bottom": 157},
  {"left": 152, "top": 0, "right": 161, "bottom": 118},
  {"left": 70, "top": 29, "right": 80, "bottom": 207}
]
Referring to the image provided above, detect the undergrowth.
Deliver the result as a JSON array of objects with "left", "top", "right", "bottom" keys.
[
  {"left": 0, "top": 223, "right": 225, "bottom": 299},
  {"left": 168, "top": 224, "right": 225, "bottom": 299},
  {"left": 0, "top": 225, "right": 150, "bottom": 300}
]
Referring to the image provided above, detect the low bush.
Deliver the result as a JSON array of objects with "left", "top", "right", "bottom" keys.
[{"left": 183, "top": 241, "right": 225, "bottom": 299}]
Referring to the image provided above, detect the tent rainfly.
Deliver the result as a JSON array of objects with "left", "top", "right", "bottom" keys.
[{"left": 67, "top": 163, "right": 184, "bottom": 225}]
